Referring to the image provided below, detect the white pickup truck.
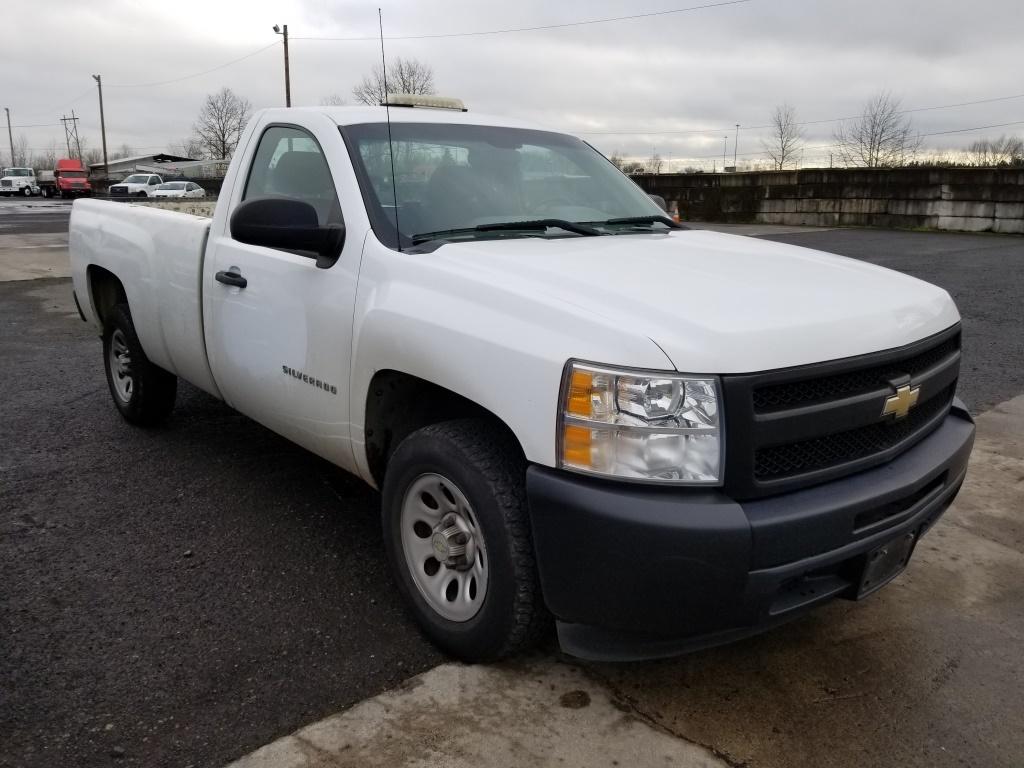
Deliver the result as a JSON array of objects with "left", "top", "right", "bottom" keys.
[{"left": 70, "top": 98, "right": 975, "bottom": 661}]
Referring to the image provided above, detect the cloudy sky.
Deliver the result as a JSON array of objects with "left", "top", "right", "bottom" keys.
[{"left": 6, "top": 0, "right": 1023, "bottom": 169}]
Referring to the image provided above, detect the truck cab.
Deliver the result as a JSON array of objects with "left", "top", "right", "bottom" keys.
[
  {"left": 109, "top": 173, "right": 162, "bottom": 197},
  {"left": 0, "top": 167, "right": 38, "bottom": 196},
  {"left": 39, "top": 158, "right": 92, "bottom": 199}
]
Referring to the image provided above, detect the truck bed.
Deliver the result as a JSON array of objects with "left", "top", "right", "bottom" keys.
[{"left": 69, "top": 199, "right": 220, "bottom": 397}]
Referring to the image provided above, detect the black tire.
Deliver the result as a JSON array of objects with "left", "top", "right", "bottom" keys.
[
  {"left": 382, "top": 419, "right": 548, "bottom": 661},
  {"left": 22, "top": 186, "right": 32, "bottom": 197},
  {"left": 102, "top": 303, "right": 177, "bottom": 426},
  {"left": 137, "top": 191, "right": 147, "bottom": 198}
]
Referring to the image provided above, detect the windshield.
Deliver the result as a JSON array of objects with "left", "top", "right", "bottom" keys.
[
  {"left": 62, "top": 170, "right": 86, "bottom": 178},
  {"left": 157, "top": 182, "right": 185, "bottom": 190},
  {"left": 123, "top": 175, "right": 149, "bottom": 184},
  {"left": 5, "top": 168, "right": 32, "bottom": 177},
  {"left": 341, "top": 122, "right": 666, "bottom": 249}
]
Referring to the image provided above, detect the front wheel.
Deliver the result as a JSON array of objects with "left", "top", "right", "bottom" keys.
[
  {"left": 382, "top": 419, "right": 547, "bottom": 661},
  {"left": 22, "top": 186, "right": 32, "bottom": 197},
  {"left": 102, "top": 303, "right": 177, "bottom": 426}
]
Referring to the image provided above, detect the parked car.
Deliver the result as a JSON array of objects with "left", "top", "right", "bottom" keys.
[
  {"left": 68, "top": 99, "right": 975, "bottom": 663},
  {"left": 151, "top": 181, "right": 205, "bottom": 199},
  {"left": 38, "top": 158, "right": 92, "bottom": 198},
  {"left": 0, "top": 167, "right": 40, "bottom": 196},
  {"left": 108, "top": 174, "right": 162, "bottom": 197}
]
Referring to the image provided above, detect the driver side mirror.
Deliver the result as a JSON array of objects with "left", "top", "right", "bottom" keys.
[{"left": 230, "top": 197, "right": 345, "bottom": 269}]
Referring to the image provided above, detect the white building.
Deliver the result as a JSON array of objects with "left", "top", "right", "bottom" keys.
[{"left": 88, "top": 153, "right": 199, "bottom": 181}]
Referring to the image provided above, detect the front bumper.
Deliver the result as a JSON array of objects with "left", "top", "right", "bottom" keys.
[{"left": 527, "top": 400, "right": 975, "bottom": 661}]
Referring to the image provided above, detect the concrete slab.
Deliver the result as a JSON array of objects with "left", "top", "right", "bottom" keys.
[
  {"left": 0, "top": 231, "right": 70, "bottom": 281},
  {"left": 226, "top": 658, "right": 727, "bottom": 768}
]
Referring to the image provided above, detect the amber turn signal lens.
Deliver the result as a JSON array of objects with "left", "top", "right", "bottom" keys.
[
  {"left": 566, "top": 369, "right": 593, "bottom": 417},
  {"left": 562, "top": 424, "right": 593, "bottom": 466}
]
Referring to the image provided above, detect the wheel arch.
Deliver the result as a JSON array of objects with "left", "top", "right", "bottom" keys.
[
  {"left": 86, "top": 265, "right": 128, "bottom": 329},
  {"left": 363, "top": 369, "right": 526, "bottom": 488}
]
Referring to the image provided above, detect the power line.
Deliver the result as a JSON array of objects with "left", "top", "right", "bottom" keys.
[
  {"left": 580, "top": 92, "right": 1024, "bottom": 136},
  {"left": 922, "top": 119, "right": 1024, "bottom": 137},
  {"left": 15, "top": 87, "right": 95, "bottom": 125},
  {"left": 105, "top": 41, "right": 281, "bottom": 88},
  {"left": 292, "top": 0, "right": 753, "bottom": 41},
  {"left": 660, "top": 119, "right": 1024, "bottom": 161}
]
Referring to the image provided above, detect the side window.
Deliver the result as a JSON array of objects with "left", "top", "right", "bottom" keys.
[
  {"left": 150, "top": 177, "right": 159, "bottom": 185},
  {"left": 243, "top": 125, "right": 341, "bottom": 226}
]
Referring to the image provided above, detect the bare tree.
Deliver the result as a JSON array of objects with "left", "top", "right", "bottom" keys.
[
  {"left": 191, "top": 87, "right": 253, "bottom": 160},
  {"left": 111, "top": 143, "right": 135, "bottom": 161},
  {"left": 967, "top": 135, "right": 1024, "bottom": 166},
  {"left": 833, "top": 91, "right": 922, "bottom": 168},
  {"left": 320, "top": 94, "right": 348, "bottom": 106},
  {"left": 81, "top": 138, "right": 104, "bottom": 167},
  {"left": 607, "top": 151, "right": 625, "bottom": 170},
  {"left": 169, "top": 136, "right": 204, "bottom": 159},
  {"left": 762, "top": 103, "right": 804, "bottom": 170},
  {"left": 647, "top": 152, "right": 664, "bottom": 174},
  {"left": 352, "top": 57, "right": 435, "bottom": 106},
  {"left": 31, "top": 140, "right": 61, "bottom": 170},
  {"left": 11, "top": 134, "right": 30, "bottom": 166}
]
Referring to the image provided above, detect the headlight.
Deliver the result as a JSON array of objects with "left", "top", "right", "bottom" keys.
[{"left": 558, "top": 361, "right": 722, "bottom": 484}]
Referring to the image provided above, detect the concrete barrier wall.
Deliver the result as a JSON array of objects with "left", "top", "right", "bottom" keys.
[
  {"left": 634, "top": 167, "right": 1024, "bottom": 234},
  {"left": 129, "top": 199, "right": 216, "bottom": 218}
]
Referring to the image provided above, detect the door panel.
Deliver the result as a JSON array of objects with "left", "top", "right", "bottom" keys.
[{"left": 205, "top": 123, "right": 362, "bottom": 472}]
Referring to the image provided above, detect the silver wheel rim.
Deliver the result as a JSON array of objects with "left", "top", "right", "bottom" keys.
[
  {"left": 400, "top": 473, "right": 488, "bottom": 622},
  {"left": 108, "top": 329, "right": 134, "bottom": 403}
]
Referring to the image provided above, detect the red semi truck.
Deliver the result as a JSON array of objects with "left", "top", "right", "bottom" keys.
[{"left": 38, "top": 158, "right": 93, "bottom": 198}]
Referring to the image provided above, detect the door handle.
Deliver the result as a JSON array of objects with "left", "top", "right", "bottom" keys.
[{"left": 215, "top": 269, "right": 247, "bottom": 288}]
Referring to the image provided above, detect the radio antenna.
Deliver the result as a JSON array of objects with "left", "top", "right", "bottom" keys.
[{"left": 379, "top": 8, "right": 401, "bottom": 251}]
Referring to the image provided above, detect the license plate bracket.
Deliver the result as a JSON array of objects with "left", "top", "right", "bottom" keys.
[{"left": 857, "top": 532, "right": 916, "bottom": 598}]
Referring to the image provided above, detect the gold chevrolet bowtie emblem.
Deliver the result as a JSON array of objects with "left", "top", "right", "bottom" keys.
[{"left": 882, "top": 384, "right": 920, "bottom": 419}]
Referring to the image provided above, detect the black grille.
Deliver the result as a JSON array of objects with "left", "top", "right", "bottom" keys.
[
  {"left": 753, "top": 334, "right": 959, "bottom": 412},
  {"left": 754, "top": 383, "right": 955, "bottom": 481}
]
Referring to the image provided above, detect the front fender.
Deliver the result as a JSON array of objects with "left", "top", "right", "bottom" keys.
[{"left": 348, "top": 238, "right": 673, "bottom": 485}]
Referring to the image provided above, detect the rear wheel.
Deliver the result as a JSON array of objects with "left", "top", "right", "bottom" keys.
[
  {"left": 382, "top": 419, "right": 547, "bottom": 661},
  {"left": 102, "top": 303, "right": 176, "bottom": 426}
]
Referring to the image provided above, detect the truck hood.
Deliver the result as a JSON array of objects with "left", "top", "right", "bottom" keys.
[{"left": 429, "top": 229, "right": 960, "bottom": 373}]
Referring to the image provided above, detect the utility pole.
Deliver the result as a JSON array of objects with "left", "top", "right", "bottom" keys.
[
  {"left": 61, "top": 113, "right": 82, "bottom": 159},
  {"left": 92, "top": 75, "right": 109, "bottom": 176},
  {"left": 723, "top": 136, "right": 728, "bottom": 172},
  {"left": 733, "top": 123, "right": 739, "bottom": 170},
  {"left": 273, "top": 24, "right": 291, "bottom": 106},
  {"left": 4, "top": 108, "right": 13, "bottom": 166}
]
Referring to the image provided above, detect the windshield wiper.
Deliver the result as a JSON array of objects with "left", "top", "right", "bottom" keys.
[
  {"left": 599, "top": 215, "right": 685, "bottom": 229},
  {"left": 412, "top": 219, "right": 600, "bottom": 245},
  {"left": 475, "top": 219, "right": 600, "bottom": 236}
]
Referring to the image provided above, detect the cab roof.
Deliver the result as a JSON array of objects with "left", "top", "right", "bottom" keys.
[{"left": 256, "top": 105, "right": 554, "bottom": 133}]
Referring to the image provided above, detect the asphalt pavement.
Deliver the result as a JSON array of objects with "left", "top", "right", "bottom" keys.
[{"left": 2, "top": 202, "right": 1022, "bottom": 768}]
